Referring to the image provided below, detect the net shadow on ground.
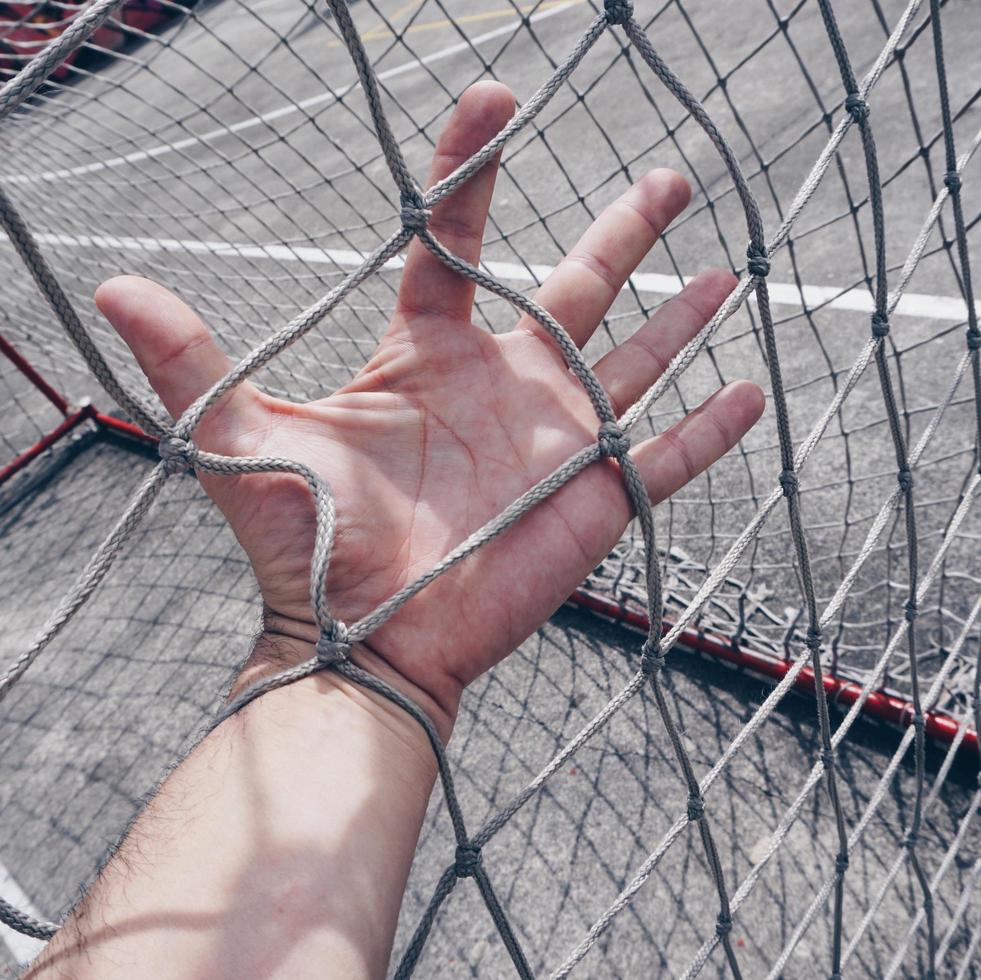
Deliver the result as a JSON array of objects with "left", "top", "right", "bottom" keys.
[
  {"left": 0, "top": 432, "right": 254, "bottom": 976},
  {"left": 0, "top": 433, "right": 975, "bottom": 978}
]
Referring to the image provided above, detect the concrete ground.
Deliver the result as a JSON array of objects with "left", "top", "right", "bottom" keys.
[{"left": 1, "top": 0, "right": 979, "bottom": 976}]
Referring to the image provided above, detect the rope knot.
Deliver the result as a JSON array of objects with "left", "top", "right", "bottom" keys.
[
  {"left": 316, "top": 623, "right": 351, "bottom": 665},
  {"left": 904, "top": 830, "right": 919, "bottom": 849},
  {"left": 911, "top": 713, "right": 925, "bottom": 732},
  {"left": 640, "top": 639, "right": 665, "bottom": 676},
  {"left": 746, "top": 245, "right": 770, "bottom": 278},
  {"left": 820, "top": 748, "right": 835, "bottom": 771},
  {"left": 844, "top": 93, "right": 869, "bottom": 123},
  {"left": 400, "top": 204, "right": 431, "bottom": 234},
  {"left": 778, "top": 469, "right": 798, "bottom": 497},
  {"left": 805, "top": 627, "right": 822, "bottom": 652},
  {"left": 400, "top": 188, "right": 431, "bottom": 234},
  {"left": 897, "top": 468, "right": 913, "bottom": 493},
  {"left": 597, "top": 421, "right": 630, "bottom": 458},
  {"left": 871, "top": 312, "right": 890, "bottom": 338},
  {"left": 454, "top": 843, "right": 482, "bottom": 878},
  {"left": 944, "top": 170, "right": 961, "bottom": 194},
  {"left": 904, "top": 598, "right": 918, "bottom": 622},
  {"left": 967, "top": 330, "right": 981, "bottom": 351},
  {"left": 604, "top": 0, "right": 632, "bottom": 25},
  {"left": 835, "top": 852, "right": 850, "bottom": 875},
  {"left": 715, "top": 913, "right": 733, "bottom": 938},
  {"left": 686, "top": 794, "right": 705, "bottom": 822},
  {"left": 158, "top": 435, "right": 196, "bottom": 473}
]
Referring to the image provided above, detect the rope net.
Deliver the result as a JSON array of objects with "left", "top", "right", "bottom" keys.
[{"left": 0, "top": 0, "right": 978, "bottom": 976}]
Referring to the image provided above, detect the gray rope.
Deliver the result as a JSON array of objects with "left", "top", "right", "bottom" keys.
[
  {"left": 0, "top": 897, "right": 56, "bottom": 942},
  {"left": 0, "top": 0, "right": 177, "bottom": 453},
  {"left": 0, "top": 0, "right": 167, "bottom": 437},
  {"left": 928, "top": 0, "right": 981, "bottom": 478},
  {"left": 177, "top": 229, "right": 410, "bottom": 437},
  {"left": 322, "top": 0, "right": 422, "bottom": 207},
  {"left": 814, "top": 3, "right": 933, "bottom": 974},
  {"left": 425, "top": 14, "right": 609, "bottom": 208},
  {"left": 0, "top": 185, "right": 167, "bottom": 436}
]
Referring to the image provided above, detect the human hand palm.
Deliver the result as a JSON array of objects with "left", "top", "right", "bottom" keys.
[{"left": 96, "top": 82, "right": 763, "bottom": 729}]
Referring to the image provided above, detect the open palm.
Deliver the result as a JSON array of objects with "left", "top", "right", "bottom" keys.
[{"left": 95, "top": 82, "right": 763, "bottom": 734}]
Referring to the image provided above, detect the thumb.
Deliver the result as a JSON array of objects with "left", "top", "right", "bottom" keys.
[{"left": 95, "top": 275, "right": 266, "bottom": 452}]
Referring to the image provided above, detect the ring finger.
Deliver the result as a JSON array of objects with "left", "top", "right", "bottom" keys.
[
  {"left": 593, "top": 267, "right": 737, "bottom": 417},
  {"left": 515, "top": 168, "right": 691, "bottom": 350}
]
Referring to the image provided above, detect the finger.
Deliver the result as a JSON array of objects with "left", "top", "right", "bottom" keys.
[
  {"left": 504, "top": 380, "right": 764, "bottom": 627},
  {"left": 516, "top": 168, "right": 690, "bottom": 349},
  {"left": 634, "top": 379, "right": 765, "bottom": 507},
  {"left": 593, "top": 268, "right": 737, "bottom": 415},
  {"left": 94, "top": 275, "right": 263, "bottom": 444},
  {"left": 394, "top": 81, "right": 516, "bottom": 323}
]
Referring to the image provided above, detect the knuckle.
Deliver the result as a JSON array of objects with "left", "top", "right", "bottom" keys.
[
  {"left": 154, "top": 329, "right": 212, "bottom": 373},
  {"left": 660, "top": 426, "right": 698, "bottom": 483},
  {"left": 566, "top": 248, "right": 622, "bottom": 295}
]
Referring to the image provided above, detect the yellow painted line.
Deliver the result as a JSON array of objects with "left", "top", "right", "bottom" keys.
[
  {"left": 328, "top": 0, "right": 584, "bottom": 48},
  {"left": 362, "top": 0, "right": 425, "bottom": 41}
]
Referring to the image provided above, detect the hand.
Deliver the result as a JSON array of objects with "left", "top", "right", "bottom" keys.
[{"left": 94, "top": 81, "right": 764, "bottom": 739}]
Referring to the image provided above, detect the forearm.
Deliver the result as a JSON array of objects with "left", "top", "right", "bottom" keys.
[{"left": 27, "top": 638, "right": 440, "bottom": 980}]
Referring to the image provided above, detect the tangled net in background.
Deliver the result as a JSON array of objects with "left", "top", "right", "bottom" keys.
[{"left": 0, "top": 0, "right": 979, "bottom": 977}]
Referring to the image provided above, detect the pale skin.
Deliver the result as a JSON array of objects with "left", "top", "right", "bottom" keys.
[{"left": 27, "top": 81, "right": 764, "bottom": 979}]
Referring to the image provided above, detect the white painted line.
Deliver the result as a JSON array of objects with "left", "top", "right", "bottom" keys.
[
  {"left": 0, "top": 863, "right": 47, "bottom": 966},
  {"left": 3, "top": 228, "right": 977, "bottom": 324},
  {"left": 2, "top": 2, "right": 578, "bottom": 185}
]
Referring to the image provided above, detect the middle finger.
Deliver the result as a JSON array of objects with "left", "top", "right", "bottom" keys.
[{"left": 515, "top": 168, "right": 690, "bottom": 349}]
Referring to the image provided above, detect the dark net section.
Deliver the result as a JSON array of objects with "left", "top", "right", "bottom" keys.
[{"left": 0, "top": 0, "right": 979, "bottom": 977}]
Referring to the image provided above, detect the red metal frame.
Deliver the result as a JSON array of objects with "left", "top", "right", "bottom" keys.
[
  {"left": 0, "top": 2, "right": 192, "bottom": 84},
  {"left": 92, "top": 410, "right": 157, "bottom": 446},
  {"left": 1, "top": 330, "right": 975, "bottom": 757},
  {"left": 569, "top": 588, "right": 978, "bottom": 757},
  {"left": 0, "top": 333, "right": 156, "bottom": 486},
  {"left": 0, "top": 403, "right": 94, "bottom": 484},
  {"left": 0, "top": 332, "right": 69, "bottom": 413}
]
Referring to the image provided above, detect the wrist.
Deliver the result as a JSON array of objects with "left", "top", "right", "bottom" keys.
[
  {"left": 232, "top": 612, "right": 458, "bottom": 746},
  {"left": 44, "top": 618, "right": 443, "bottom": 980}
]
